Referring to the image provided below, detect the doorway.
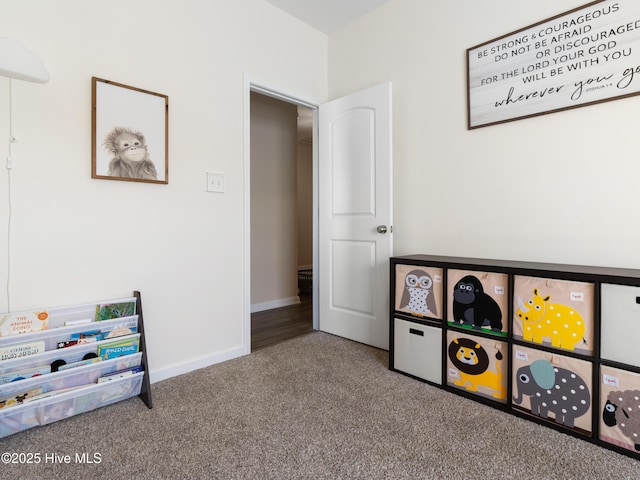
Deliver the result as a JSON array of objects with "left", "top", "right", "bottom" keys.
[
  {"left": 244, "top": 79, "right": 393, "bottom": 352},
  {"left": 248, "top": 90, "right": 316, "bottom": 350}
]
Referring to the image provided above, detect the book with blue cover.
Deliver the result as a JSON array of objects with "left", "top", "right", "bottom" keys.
[
  {"left": 0, "top": 365, "right": 51, "bottom": 384},
  {"left": 97, "top": 338, "right": 139, "bottom": 360},
  {"left": 70, "top": 330, "right": 103, "bottom": 341}
]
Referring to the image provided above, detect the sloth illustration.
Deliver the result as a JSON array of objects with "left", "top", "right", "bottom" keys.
[{"left": 104, "top": 127, "right": 158, "bottom": 180}]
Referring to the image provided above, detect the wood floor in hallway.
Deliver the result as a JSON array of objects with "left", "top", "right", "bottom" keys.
[{"left": 251, "top": 294, "right": 313, "bottom": 350}]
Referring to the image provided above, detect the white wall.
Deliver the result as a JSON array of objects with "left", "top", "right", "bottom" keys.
[
  {"left": 329, "top": 0, "right": 640, "bottom": 269},
  {"left": 0, "top": 0, "right": 327, "bottom": 381},
  {"left": 6, "top": 0, "right": 636, "bottom": 383},
  {"left": 250, "top": 93, "right": 299, "bottom": 311}
]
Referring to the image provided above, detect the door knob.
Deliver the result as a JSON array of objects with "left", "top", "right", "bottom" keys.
[{"left": 376, "top": 225, "right": 388, "bottom": 234}]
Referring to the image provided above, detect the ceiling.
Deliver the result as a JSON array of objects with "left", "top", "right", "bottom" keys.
[
  {"left": 264, "top": 1, "right": 394, "bottom": 142},
  {"left": 264, "top": 0, "right": 392, "bottom": 34}
]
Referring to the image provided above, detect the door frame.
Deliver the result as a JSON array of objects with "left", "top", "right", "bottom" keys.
[{"left": 242, "top": 75, "right": 320, "bottom": 352}]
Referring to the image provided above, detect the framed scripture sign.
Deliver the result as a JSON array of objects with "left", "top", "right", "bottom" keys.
[
  {"left": 467, "top": 0, "right": 640, "bottom": 129},
  {"left": 92, "top": 77, "right": 169, "bottom": 184}
]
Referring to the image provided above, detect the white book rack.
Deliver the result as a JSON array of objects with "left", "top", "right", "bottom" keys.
[{"left": 0, "top": 291, "right": 152, "bottom": 438}]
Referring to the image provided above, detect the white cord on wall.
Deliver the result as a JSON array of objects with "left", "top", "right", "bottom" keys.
[
  {"left": 0, "top": 39, "right": 50, "bottom": 314},
  {"left": 6, "top": 78, "right": 14, "bottom": 313}
]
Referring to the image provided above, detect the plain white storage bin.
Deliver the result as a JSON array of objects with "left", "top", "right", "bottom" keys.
[
  {"left": 0, "top": 372, "right": 144, "bottom": 437},
  {"left": 393, "top": 318, "right": 442, "bottom": 384},
  {"left": 601, "top": 283, "right": 640, "bottom": 367}
]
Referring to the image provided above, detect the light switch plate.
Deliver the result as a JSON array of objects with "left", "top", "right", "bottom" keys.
[{"left": 207, "top": 172, "right": 225, "bottom": 193}]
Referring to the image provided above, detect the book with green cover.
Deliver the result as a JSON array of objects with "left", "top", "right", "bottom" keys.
[{"left": 95, "top": 301, "right": 135, "bottom": 321}]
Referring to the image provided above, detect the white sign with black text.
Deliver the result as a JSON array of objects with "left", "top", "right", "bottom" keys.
[{"left": 468, "top": 0, "right": 640, "bottom": 128}]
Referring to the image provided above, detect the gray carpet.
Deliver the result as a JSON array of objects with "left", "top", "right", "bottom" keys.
[{"left": 2, "top": 331, "right": 640, "bottom": 479}]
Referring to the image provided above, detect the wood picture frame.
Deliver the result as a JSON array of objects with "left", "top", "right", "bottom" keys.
[
  {"left": 92, "top": 77, "right": 168, "bottom": 184},
  {"left": 467, "top": 0, "right": 640, "bottom": 129}
]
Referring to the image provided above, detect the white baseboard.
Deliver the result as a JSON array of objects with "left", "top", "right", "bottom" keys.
[
  {"left": 149, "top": 295, "right": 302, "bottom": 383},
  {"left": 148, "top": 344, "right": 249, "bottom": 384},
  {"left": 251, "top": 296, "right": 300, "bottom": 313}
]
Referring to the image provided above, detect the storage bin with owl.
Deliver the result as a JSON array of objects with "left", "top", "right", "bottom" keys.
[
  {"left": 512, "top": 276, "right": 594, "bottom": 355},
  {"left": 599, "top": 365, "right": 640, "bottom": 455},
  {"left": 512, "top": 345, "right": 593, "bottom": 435},
  {"left": 446, "top": 331, "right": 507, "bottom": 403},
  {"left": 447, "top": 270, "right": 508, "bottom": 337},
  {"left": 395, "top": 264, "right": 443, "bottom": 320}
]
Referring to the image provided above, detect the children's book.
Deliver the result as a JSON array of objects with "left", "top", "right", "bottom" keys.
[
  {"left": 0, "top": 365, "right": 51, "bottom": 384},
  {"left": 0, "top": 311, "right": 48, "bottom": 336},
  {"left": 97, "top": 338, "right": 139, "bottom": 360},
  {"left": 57, "top": 357, "right": 102, "bottom": 371},
  {"left": 22, "top": 386, "right": 84, "bottom": 404},
  {"left": 104, "top": 326, "right": 137, "bottom": 339},
  {"left": 97, "top": 365, "right": 143, "bottom": 383},
  {"left": 95, "top": 301, "right": 136, "bottom": 321},
  {"left": 0, "top": 340, "right": 46, "bottom": 361},
  {"left": 67, "top": 327, "right": 134, "bottom": 342},
  {"left": 56, "top": 338, "right": 97, "bottom": 349},
  {"left": 63, "top": 318, "right": 93, "bottom": 326},
  {"left": 70, "top": 330, "right": 104, "bottom": 341},
  {"left": 0, "top": 387, "right": 43, "bottom": 409}
]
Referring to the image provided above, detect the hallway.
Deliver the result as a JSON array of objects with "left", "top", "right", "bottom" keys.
[{"left": 251, "top": 294, "right": 313, "bottom": 350}]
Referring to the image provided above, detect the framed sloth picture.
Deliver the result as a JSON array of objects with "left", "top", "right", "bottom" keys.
[{"left": 91, "top": 77, "right": 169, "bottom": 184}]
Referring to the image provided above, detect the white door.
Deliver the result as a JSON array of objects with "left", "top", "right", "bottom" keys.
[{"left": 318, "top": 82, "right": 393, "bottom": 350}]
